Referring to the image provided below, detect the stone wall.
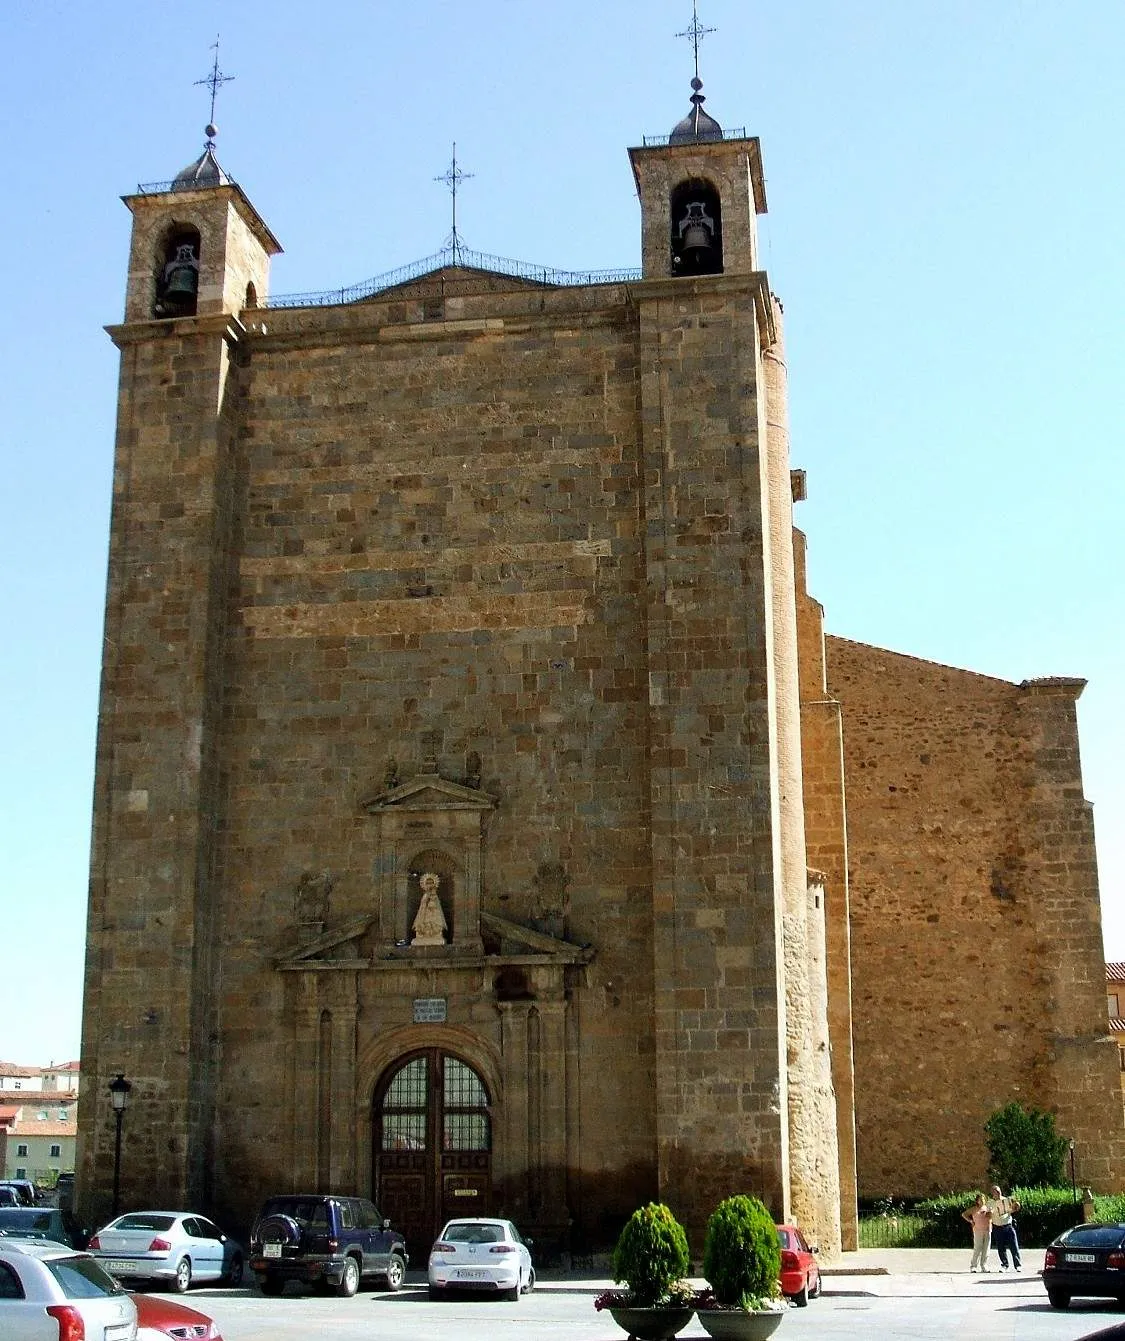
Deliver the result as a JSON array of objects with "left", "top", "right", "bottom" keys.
[{"left": 826, "top": 637, "right": 1125, "bottom": 1198}]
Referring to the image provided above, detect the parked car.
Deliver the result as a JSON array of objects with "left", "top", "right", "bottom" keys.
[
  {"left": 0, "top": 1206, "right": 74, "bottom": 1246},
  {"left": 0, "top": 1239, "right": 137, "bottom": 1340},
  {"left": 777, "top": 1223, "right": 820, "bottom": 1306},
  {"left": 1043, "top": 1221, "right": 1125, "bottom": 1308},
  {"left": 135, "top": 1291, "right": 224, "bottom": 1340},
  {"left": 88, "top": 1212, "right": 244, "bottom": 1292},
  {"left": 0, "top": 1181, "right": 37, "bottom": 1207},
  {"left": 249, "top": 1194, "right": 407, "bottom": 1297},
  {"left": 427, "top": 1217, "right": 535, "bottom": 1301}
]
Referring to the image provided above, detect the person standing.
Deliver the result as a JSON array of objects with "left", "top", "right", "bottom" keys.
[
  {"left": 987, "top": 1185, "right": 1022, "bottom": 1270},
  {"left": 962, "top": 1193, "right": 993, "bottom": 1272}
]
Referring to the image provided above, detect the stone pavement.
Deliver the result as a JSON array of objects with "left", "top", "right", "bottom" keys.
[{"left": 823, "top": 1246, "right": 1047, "bottom": 1277}]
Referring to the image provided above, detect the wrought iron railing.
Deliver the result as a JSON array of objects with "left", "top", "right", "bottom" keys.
[
  {"left": 640, "top": 127, "right": 748, "bottom": 146},
  {"left": 135, "top": 178, "right": 236, "bottom": 195},
  {"left": 263, "top": 246, "right": 642, "bottom": 309}
]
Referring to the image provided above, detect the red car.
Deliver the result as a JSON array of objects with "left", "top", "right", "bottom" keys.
[
  {"left": 134, "top": 1291, "right": 224, "bottom": 1340},
  {"left": 776, "top": 1223, "right": 820, "bottom": 1306}
]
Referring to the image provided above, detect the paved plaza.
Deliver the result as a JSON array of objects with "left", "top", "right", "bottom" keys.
[{"left": 177, "top": 1249, "right": 1125, "bottom": 1341}]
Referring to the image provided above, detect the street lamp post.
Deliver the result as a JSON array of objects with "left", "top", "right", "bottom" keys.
[
  {"left": 108, "top": 1074, "right": 132, "bottom": 1217},
  {"left": 1069, "top": 1138, "right": 1077, "bottom": 1206}
]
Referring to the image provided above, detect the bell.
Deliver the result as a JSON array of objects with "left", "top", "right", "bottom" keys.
[
  {"left": 163, "top": 263, "right": 199, "bottom": 302},
  {"left": 681, "top": 221, "right": 713, "bottom": 253}
]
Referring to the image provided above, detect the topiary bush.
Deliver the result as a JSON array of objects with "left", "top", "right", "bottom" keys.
[
  {"left": 702, "top": 1194, "right": 781, "bottom": 1309},
  {"left": 612, "top": 1202, "right": 691, "bottom": 1306}
]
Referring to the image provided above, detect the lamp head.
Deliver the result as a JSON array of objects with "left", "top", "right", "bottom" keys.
[{"left": 108, "top": 1073, "right": 132, "bottom": 1113}]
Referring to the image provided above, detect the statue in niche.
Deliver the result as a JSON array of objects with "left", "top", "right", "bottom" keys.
[{"left": 411, "top": 871, "right": 448, "bottom": 946}]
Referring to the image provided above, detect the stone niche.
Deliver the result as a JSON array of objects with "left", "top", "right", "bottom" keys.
[{"left": 361, "top": 770, "right": 496, "bottom": 955}]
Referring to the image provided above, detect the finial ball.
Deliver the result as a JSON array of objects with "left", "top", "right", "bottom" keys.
[
  {"left": 691, "top": 77, "right": 703, "bottom": 91},
  {"left": 205, "top": 123, "right": 218, "bottom": 140}
]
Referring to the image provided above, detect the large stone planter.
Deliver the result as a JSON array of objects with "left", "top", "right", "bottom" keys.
[
  {"left": 605, "top": 1304, "right": 696, "bottom": 1340},
  {"left": 696, "top": 1307, "right": 785, "bottom": 1340}
]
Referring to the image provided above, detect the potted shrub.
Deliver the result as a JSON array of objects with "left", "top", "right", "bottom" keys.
[
  {"left": 696, "top": 1194, "right": 787, "bottom": 1339},
  {"left": 594, "top": 1202, "right": 696, "bottom": 1340}
]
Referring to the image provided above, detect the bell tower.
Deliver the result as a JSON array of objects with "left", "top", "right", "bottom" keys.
[
  {"left": 628, "top": 77, "right": 767, "bottom": 279},
  {"left": 121, "top": 126, "right": 280, "bottom": 323},
  {"left": 80, "top": 118, "right": 281, "bottom": 1225}
]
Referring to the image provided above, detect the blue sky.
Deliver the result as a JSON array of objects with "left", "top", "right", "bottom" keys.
[{"left": 2, "top": 1, "right": 1122, "bottom": 1063}]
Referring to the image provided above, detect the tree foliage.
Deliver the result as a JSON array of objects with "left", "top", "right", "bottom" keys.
[{"left": 985, "top": 1101, "right": 1068, "bottom": 1189}]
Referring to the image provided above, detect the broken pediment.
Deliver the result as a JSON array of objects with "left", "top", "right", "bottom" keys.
[
  {"left": 277, "top": 913, "right": 376, "bottom": 971},
  {"left": 479, "top": 912, "right": 593, "bottom": 966}
]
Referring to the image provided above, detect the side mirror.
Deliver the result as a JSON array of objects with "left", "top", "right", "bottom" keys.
[{"left": 382, "top": 1218, "right": 391, "bottom": 1231}]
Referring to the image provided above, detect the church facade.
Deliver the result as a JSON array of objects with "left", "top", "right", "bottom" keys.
[{"left": 78, "top": 77, "right": 1124, "bottom": 1257}]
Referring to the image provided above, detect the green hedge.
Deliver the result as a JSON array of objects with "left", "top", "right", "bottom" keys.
[{"left": 860, "top": 1188, "right": 1090, "bottom": 1249}]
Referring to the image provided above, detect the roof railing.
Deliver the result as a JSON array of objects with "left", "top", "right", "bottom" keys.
[{"left": 263, "top": 246, "right": 641, "bottom": 309}]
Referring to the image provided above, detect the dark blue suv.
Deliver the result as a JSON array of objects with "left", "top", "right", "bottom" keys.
[{"left": 250, "top": 1194, "right": 408, "bottom": 1297}]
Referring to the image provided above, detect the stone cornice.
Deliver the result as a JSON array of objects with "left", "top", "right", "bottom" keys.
[{"left": 105, "top": 313, "right": 247, "bottom": 349}]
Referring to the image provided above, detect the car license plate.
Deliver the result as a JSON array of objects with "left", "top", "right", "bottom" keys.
[
  {"left": 456, "top": 1268, "right": 487, "bottom": 1278},
  {"left": 1066, "top": 1252, "right": 1097, "bottom": 1263},
  {"left": 104, "top": 1260, "right": 133, "bottom": 1274},
  {"left": 263, "top": 1243, "right": 282, "bottom": 1259}
]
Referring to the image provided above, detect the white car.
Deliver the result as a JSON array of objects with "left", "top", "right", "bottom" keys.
[
  {"left": 87, "top": 1212, "right": 242, "bottom": 1292},
  {"left": 0, "top": 1239, "right": 137, "bottom": 1340},
  {"left": 428, "top": 1217, "right": 534, "bottom": 1300}
]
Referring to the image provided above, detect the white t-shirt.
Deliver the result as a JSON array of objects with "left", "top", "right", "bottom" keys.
[{"left": 987, "top": 1197, "right": 1014, "bottom": 1226}]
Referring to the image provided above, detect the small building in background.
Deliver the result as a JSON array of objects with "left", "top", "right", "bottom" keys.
[{"left": 0, "top": 1061, "right": 80, "bottom": 1186}]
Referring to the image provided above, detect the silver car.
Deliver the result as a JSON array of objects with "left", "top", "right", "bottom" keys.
[
  {"left": 88, "top": 1213, "right": 242, "bottom": 1292},
  {"left": 427, "top": 1218, "right": 534, "bottom": 1300},
  {"left": 0, "top": 1240, "right": 136, "bottom": 1340}
]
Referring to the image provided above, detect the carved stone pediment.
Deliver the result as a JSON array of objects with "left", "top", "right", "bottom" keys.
[
  {"left": 277, "top": 913, "right": 375, "bottom": 970},
  {"left": 275, "top": 909, "right": 593, "bottom": 973},
  {"left": 361, "top": 767, "right": 496, "bottom": 954},
  {"left": 480, "top": 912, "right": 592, "bottom": 966},
  {"left": 361, "top": 773, "right": 496, "bottom": 815}
]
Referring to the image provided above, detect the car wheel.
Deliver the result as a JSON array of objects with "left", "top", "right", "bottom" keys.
[
  {"left": 383, "top": 1253, "right": 405, "bottom": 1292},
  {"left": 1047, "top": 1288, "right": 1071, "bottom": 1310},
  {"left": 225, "top": 1254, "right": 244, "bottom": 1287},
  {"left": 792, "top": 1280, "right": 809, "bottom": 1308},
  {"left": 335, "top": 1256, "right": 360, "bottom": 1298},
  {"left": 522, "top": 1266, "right": 536, "bottom": 1295},
  {"left": 260, "top": 1273, "right": 284, "bottom": 1297},
  {"left": 504, "top": 1283, "right": 520, "bottom": 1302},
  {"left": 173, "top": 1258, "right": 192, "bottom": 1294},
  {"left": 810, "top": 1270, "right": 821, "bottom": 1299}
]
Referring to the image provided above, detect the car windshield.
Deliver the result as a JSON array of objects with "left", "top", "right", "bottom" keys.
[
  {"left": 443, "top": 1223, "right": 503, "bottom": 1244},
  {"left": 44, "top": 1255, "right": 125, "bottom": 1298},
  {"left": 113, "top": 1215, "right": 176, "bottom": 1232},
  {"left": 1062, "top": 1225, "right": 1125, "bottom": 1249},
  {"left": 261, "top": 1200, "right": 329, "bottom": 1229},
  {"left": 0, "top": 1210, "right": 57, "bottom": 1237}
]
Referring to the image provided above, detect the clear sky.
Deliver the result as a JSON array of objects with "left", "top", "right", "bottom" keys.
[{"left": 2, "top": 1, "right": 1122, "bottom": 1065}]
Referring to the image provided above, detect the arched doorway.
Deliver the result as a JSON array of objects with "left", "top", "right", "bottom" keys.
[{"left": 373, "top": 1050, "right": 492, "bottom": 1259}]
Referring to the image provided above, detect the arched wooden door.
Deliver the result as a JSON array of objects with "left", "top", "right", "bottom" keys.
[{"left": 373, "top": 1050, "right": 492, "bottom": 1259}]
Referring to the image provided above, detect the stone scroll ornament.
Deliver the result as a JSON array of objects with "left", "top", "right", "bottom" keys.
[{"left": 411, "top": 872, "right": 448, "bottom": 946}]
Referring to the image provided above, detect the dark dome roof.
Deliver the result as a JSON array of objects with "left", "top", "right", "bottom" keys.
[
  {"left": 670, "top": 86, "right": 723, "bottom": 144},
  {"left": 172, "top": 143, "right": 229, "bottom": 190}
]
